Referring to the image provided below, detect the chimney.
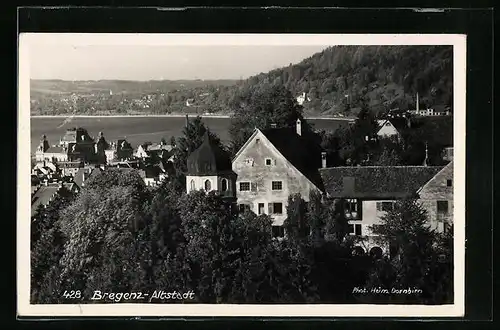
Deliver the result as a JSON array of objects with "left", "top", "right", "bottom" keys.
[
  {"left": 416, "top": 92, "right": 419, "bottom": 112},
  {"left": 296, "top": 118, "right": 302, "bottom": 136},
  {"left": 270, "top": 123, "right": 277, "bottom": 129},
  {"left": 423, "top": 142, "right": 429, "bottom": 166},
  {"left": 321, "top": 152, "right": 327, "bottom": 168}
]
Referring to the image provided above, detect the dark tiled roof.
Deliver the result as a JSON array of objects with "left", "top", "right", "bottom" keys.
[
  {"left": 261, "top": 127, "right": 324, "bottom": 191},
  {"left": 31, "top": 186, "right": 60, "bottom": 217},
  {"left": 319, "top": 166, "right": 443, "bottom": 199},
  {"left": 388, "top": 117, "right": 411, "bottom": 132},
  {"left": 187, "top": 132, "right": 232, "bottom": 176},
  {"left": 45, "top": 146, "right": 66, "bottom": 154}
]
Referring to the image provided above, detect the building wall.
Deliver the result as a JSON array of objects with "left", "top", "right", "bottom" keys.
[
  {"left": 418, "top": 163, "right": 454, "bottom": 232},
  {"left": 232, "top": 130, "right": 320, "bottom": 226},
  {"left": 35, "top": 151, "right": 68, "bottom": 162},
  {"left": 377, "top": 123, "right": 399, "bottom": 138},
  {"left": 186, "top": 174, "right": 236, "bottom": 196}
]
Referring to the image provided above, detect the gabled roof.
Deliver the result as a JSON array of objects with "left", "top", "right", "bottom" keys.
[
  {"left": 260, "top": 127, "right": 324, "bottom": 191},
  {"left": 319, "top": 166, "right": 443, "bottom": 199},
  {"left": 187, "top": 132, "right": 232, "bottom": 176},
  {"left": 45, "top": 146, "right": 66, "bottom": 154},
  {"left": 31, "top": 186, "right": 60, "bottom": 217},
  {"left": 417, "top": 161, "right": 454, "bottom": 195}
]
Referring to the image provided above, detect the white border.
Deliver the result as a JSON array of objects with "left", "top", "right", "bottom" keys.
[{"left": 18, "top": 33, "right": 466, "bottom": 318}]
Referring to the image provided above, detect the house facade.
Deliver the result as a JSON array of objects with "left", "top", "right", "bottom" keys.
[
  {"left": 376, "top": 119, "right": 400, "bottom": 139},
  {"left": 319, "top": 166, "right": 444, "bottom": 255},
  {"left": 231, "top": 120, "right": 323, "bottom": 233},
  {"left": 186, "top": 132, "right": 237, "bottom": 202},
  {"left": 417, "top": 161, "right": 454, "bottom": 233}
]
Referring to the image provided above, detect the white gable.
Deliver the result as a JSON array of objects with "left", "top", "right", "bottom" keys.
[
  {"left": 377, "top": 120, "right": 399, "bottom": 138},
  {"left": 232, "top": 129, "right": 321, "bottom": 192}
]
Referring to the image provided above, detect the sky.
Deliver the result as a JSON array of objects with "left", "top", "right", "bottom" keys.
[{"left": 29, "top": 45, "right": 329, "bottom": 81}]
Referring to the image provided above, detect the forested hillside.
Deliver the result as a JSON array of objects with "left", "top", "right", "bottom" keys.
[
  {"left": 231, "top": 45, "right": 453, "bottom": 116},
  {"left": 30, "top": 46, "right": 453, "bottom": 116}
]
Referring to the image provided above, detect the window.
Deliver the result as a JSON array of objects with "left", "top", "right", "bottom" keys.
[
  {"left": 245, "top": 158, "right": 254, "bottom": 166},
  {"left": 354, "top": 224, "right": 362, "bottom": 236},
  {"left": 344, "top": 199, "right": 361, "bottom": 220},
  {"left": 446, "top": 179, "right": 452, "bottom": 187},
  {"left": 377, "top": 201, "right": 394, "bottom": 212},
  {"left": 204, "top": 179, "right": 211, "bottom": 191},
  {"left": 268, "top": 202, "right": 283, "bottom": 215},
  {"left": 190, "top": 179, "right": 195, "bottom": 192},
  {"left": 258, "top": 203, "right": 265, "bottom": 215},
  {"left": 239, "top": 182, "right": 250, "bottom": 191},
  {"left": 272, "top": 225, "right": 285, "bottom": 238},
  {"left": 437, "top": 201, "right": 449, "bottom": 214},
  {"left": 238, "top": 204, "right": 252, "bottom": 213},
  {"left": 348, "top": 224, "right": 354, "bottom": 234},
  {"left": 271, "top": 181, "right": 283, "bottom": 191},
  {"left": 221, "top": 178, "right": 228, "bottom": 191},
  {"left": 265, "top": 158, "right": 273, "bottom": 166}
]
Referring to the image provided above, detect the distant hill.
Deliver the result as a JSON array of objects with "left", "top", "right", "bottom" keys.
[
  {"left": 30, "top": 45, "right": 453, "bottom": 117},
  {"left": 30, "top": 79, "right": 238, "bottom": 95},
  {"left": 232, "top": 45, "right": 453, "bottom": 116}
]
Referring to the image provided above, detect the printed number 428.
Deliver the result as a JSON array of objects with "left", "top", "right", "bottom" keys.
[{"left": 63, "top": 290, "right": 81, "bottom": 299}]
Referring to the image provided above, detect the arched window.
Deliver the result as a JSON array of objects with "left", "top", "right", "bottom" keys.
[
  {"left": 352, "top": 246, "right": 365, "bottom": 257},
  {"left": 221, "top": 178, "right": 228, "bottom": 191},
  {"left": 204, "top": 179, "right": 211, "bottom": 191},
  {"left": 190, "top": 179, "right": 195, "bottom": 192}
]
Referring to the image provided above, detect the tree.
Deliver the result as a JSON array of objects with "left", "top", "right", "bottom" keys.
[
  {"left": 228, "top": 84, "right": 306, "bottom": 154},
  {"left": 307, "top": 190, "right": 326, "bottom": 246},
  {"left": 169, "top": 116, "right": 225, "bottom": 193},
  {"left": 57, "top": 169, "right": 149, "bottom": 298},
  {"left": 284, "top": 193, "right": 309, "bottom": 241},
  {"left": 31, "top": 192, "right": 72, "bottom": 303},
  {"left": 324, "top": 199, "right": 349, "bottom": 243},
  {"left": 366, "top": 199, "right": 443, "bottom": 303},
  {"left": 373, "top": 146, "right": 403, "bottom": 166}
]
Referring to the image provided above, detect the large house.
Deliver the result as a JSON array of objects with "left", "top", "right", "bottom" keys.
[
  {"left": 35, "top": 128, "right": 97, "bottom": 163},
  {"left": 231, "top": 119, "right": 324, "bottom": 235},
  {"left": 318, "top": 165, "right": 448, "bottom": 256},
  {"left": 183, "top": 118, "right": 455, "bottom": 246}
]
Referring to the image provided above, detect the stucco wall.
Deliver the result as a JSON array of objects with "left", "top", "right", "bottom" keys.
[
  {"left": 377, "top": 123, "right": 399, "bottom": 138},
  {"left": 232, "top": 131, "right": 320, "bottom": 226},
  {"left": 418, "top": 163, "right": 454, "bottom": 232},
  {"left": 186, "top": 174, "right": 237, "bottom": 198}
]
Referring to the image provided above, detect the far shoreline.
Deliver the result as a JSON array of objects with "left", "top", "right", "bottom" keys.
[{"left": 30, "top": 114, "right": 356, "bottom": 121}]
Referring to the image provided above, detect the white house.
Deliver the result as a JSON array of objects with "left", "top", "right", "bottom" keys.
[
  {"left": 319, "top": 165, "right": 445, "bottom": 257},
  {"left": 231, "top": 119, "right": 324, "bottom": 237}
]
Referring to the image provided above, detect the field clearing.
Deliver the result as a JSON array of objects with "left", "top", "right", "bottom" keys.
[{"left": 30, "top": 116, "right": 349, "bottom": 154}]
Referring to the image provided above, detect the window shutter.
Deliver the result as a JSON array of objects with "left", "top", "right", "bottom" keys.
[
  {"left": 268, "top": 203, "right": 273, "bottom": 214},
  {"left": 251, "top": 182, "right": 257, "bottom": 191},
  {"left": 273, "top": 159, "right": 277, "bottom": 165}
]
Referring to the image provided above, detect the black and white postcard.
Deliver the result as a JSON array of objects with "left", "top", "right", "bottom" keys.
[{"left": 17, "top": 33, "right": 466, "bottom": 317}]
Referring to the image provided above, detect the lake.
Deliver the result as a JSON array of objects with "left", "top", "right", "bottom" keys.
[{"left": 30, "top": 116, "right": 350, "bottom": 154}]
